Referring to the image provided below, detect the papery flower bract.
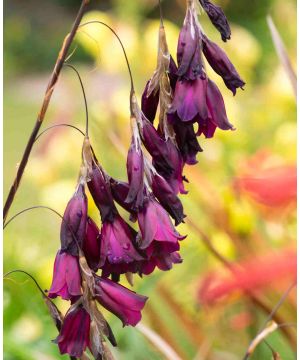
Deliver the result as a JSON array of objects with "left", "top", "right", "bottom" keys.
[
  {"left": 100, "top": 214, "right": 144, "bottom": 276},
  {"left": 125, "top": 138, "right": 145, "bottom": 211},
  {"left": 83, "top": 217, "right": 100, "bottom": 271},
  {"left": 202, "top": 35, "right": 245, "bottom": 95},
  {"left": 199, "top": 0, "right": 231, "bottom": 42},
  {"left": 94, "top": 275, "right": 148, "bottom": 326},
  {"left": 137, "top": 196, "right": 185, "bottom": 250},
  {"left": 88, "top": 163, "right": 117, "bottom": 222},
  {"left": 48, "top": 250, "right": 81, "bottom": 301},
  {"left": 152, "top": 173, "right": 186, "bottom": 225},
  {"left": 60, "top": 183, "right": 87, "bottom": 256},
  {"left": 55, "top": 302, "right": 90, "bottom": 357}
]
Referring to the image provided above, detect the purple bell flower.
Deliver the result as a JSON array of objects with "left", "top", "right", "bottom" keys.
[
  {"left": 169, "top": 77, "right": 208, "bottom": 123},
  {"left": 87, "top": 163, "right": 117, "bottom": 223},
  {"left": 141, "top": 80, "right": 160, "bottom": 123},
  {"left": 82, "top": 217, "right": 100, "bottom": 272},
  {"left": 137, "top": 196, "right": 186, "bottom": 250},
  {"left": 110, "top": 179, "right": 137, "bottom": 220},
  {"left": 125, "top": 137, "right": 145, "bottom": 211},
  {"left": 55, "top": 303, "right": 90, "bottom": 357},
  {"left": 60, "top": 183, "right": 87, "bottom": 256},
  {"left": 94, "top": 275, "right": 148, "bottom": 326},
  {"left": 48, "top": 250, "right": 81, "bottom": 301},
  {"left": 202, "top": 35, "right": 245, "bottom": 95},
  {"left": 199, "top": 0, "right": 231, "bottom": 42},
  {"left": 151, "top": 173, "right": 186, "bottom": 225},
  {"left": 100, "top": 214, "right": 145, "bottom": 276},
  {"left": 176, "top": 5, "right": 203, "bottom": 80}
]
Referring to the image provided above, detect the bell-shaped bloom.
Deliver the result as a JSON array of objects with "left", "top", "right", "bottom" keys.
[
  {"left": 139, "top": 241, "right": 183, "bottom": 275},
  {"left": 202, "top": 35, "right": 245, "bottom": 95},
  {"left": 137, "top": 197, "right": 186, "bottom": 250},
  {"left": 55, "top": 303, "right": 90, "bottom": 357},
  {"left": 169, "top": 78, "right": 208, "bottom": 123},
  {"left": 152, "top": 173, "right": 186, "bottom": 226},
  {"left": 200, "top": 0, "right": 231, "bottom": 42},
  {"left": 94, "top": 275, "right": 148, "bottom": 326},
  {"left": 177, "top": 4, "right": 203, "bottom": 80},
  {"left": 60, "top": 183, "right": 87, "bottom": 256},
  {"left": 82, "top": 217, "right": 100, "bottom": 271},
  {"left": 141, "top": 80, "right": 160, "bottom": 123},
  {"left": 171, "top": 119, "right": 203, "bottom": 165},
  {"left": 48, "top": 250, "right": 82, "bottom": 301},
  {"left": 100, "top": 214, "right": 145, "bottom": 276},
  {"left": 88, "top": 163, "right": 117, "bottom": 223},
  {"left": 205, "top": 78, "right": 234, "bottom": 132},
  {"left": 125, "top": 138, "right": 145, "bottom": 211},
  {"left": 140, "top": 116, "right": 175, "bottom": 176},
  {"left": 153, "top": 137, "right": 187, "bottom": 195}
]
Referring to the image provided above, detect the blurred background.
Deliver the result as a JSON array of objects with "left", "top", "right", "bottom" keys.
[{"left": 3, "top": 0, "right": 296, "bottom": 359}]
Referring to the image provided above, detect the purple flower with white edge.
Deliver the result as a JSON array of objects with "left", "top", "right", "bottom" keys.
[
  {"left": 48, "top": 250, "right": 81, "bottom": 301},
  {"left": 94, "top": 275, "right": 148, "bottom": 326},
  {"left": 60, "top": 182, "right": 87, "bottom": 256},
  {"left": 82, "top": 217, "right": 100, "bottom": 271},
  {"left": 202, "top": 35, "right": 245, "bottom": 95},
  {"left": 55, "top": 302, "right": 90, "bottom": 357},
  {"left": 137, "top": 196, "right": 186, "bottom": 250}
]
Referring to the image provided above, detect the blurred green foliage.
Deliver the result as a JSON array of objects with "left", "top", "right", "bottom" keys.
[{"left": 4, "top": 0, "right": 296, "bottom": 359}]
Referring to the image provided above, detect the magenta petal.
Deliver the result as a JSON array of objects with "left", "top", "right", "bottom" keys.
[
  {"left": 56, "top": 304, "right": 90, "bottom": 357},
  {"left": 95, "top": 276, "right": 148, "bottom": 326},
  {"left": 60, "top": 184, "right": 87, "bottom": 256},
  {"left": 48, "top": 251, "right": 82, "bottom": 300},
  {"left": 83, "top": 217, "right": 100, "bottom": 271},
  {"left": 100, "top": 214, "right": 144, "bottom": 272},
  {"left": 125, "top": 139, "right": 145, "bottom": 210},
  {"left": 206, "top": 78, "right": 234, "bottom": 130}
]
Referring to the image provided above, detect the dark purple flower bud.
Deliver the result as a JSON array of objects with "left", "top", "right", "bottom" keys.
[
  {"left": 177, "top": 5, "right": 203, "bottom": 80},
  {"left": 169, "top": 78, "right": 208, "bottom": 123},
  {"left": 48, "top": 250, "right": 82, "bottom": 301},
  {"left": 199, "top": 0, "right": 231, "bottom": 42},
  {"left": 141, "top": 80, "right": 160, "bottom": 123},
  {"left": 168, "top": 55, "right": 179, "bottom": 91},
  {"left": 100, "top": 214, "right": 144, "bottom": 275},
  {"left": 88, "top": 163, "right": 117, "bottom": 223},
  {"left": 153, "top": 138, "right": 188, "bottom": 195},
  {"left": 125, "top": 138, "right": 145, "bottom": 211},
  {"left": 170, "top": 117, "right": 203, "bottom": 165},
  {"left": 82, "top": 217, "right": 100, "bottom": 271},
  {"left": 140, "top": 116, "right": 175, "bottom": 176},
  {"left": 202, "top": 35, "right": 245, "bottom": 95},
  {"left": 55, "top": 303, "right": 90, "bottom": 357},
  {"left": 152, "top": 173, "right": 186, "bottom": 226},
  {"left": 94, "top": 275, "right": 148, "bottom": 326},
  {"left": 110, "top": 179, "right": 137, "bottom": 219},
  {"left": 206, "top": 78, "right": 234, "bottom": 131},
  {"left": 137, "top": 197, "right": 186, "bottom": 250},
  {"left": 60, "top": 183, "right": 87, "bottom": 256}
]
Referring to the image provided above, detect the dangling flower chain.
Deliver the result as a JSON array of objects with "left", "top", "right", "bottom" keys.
[{"left": 4, "top": 0, "right": 244, "bottom": 358}]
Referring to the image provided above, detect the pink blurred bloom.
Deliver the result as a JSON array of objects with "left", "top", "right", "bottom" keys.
[{"left": 199, "top": 249, "right": 296, "bottom": 304}]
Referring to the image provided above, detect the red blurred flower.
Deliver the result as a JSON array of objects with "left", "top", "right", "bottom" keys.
[
  {"left": 199, "top": 249, "right": 296, "bottom": 304},
  {"left": 235, "top": 151, "right": 296, "bottom": 208}
]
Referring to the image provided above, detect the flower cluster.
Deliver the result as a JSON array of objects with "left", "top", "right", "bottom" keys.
[{"left": 47, "top": 0, "right": 244, "bottom": 358}]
